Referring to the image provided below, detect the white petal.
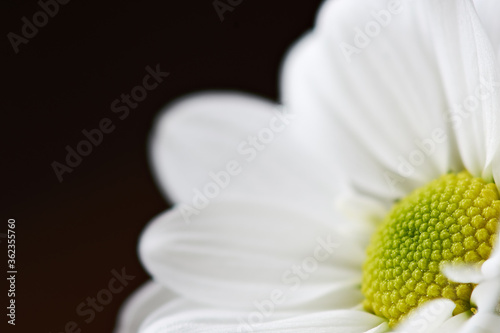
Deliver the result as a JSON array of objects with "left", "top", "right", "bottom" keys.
[
  {"left": 438, "top": 312, "right": 469, "bottom": 333},
  {"left": 141, "top": 309, "right": 388, "bottom": 333},
  {"left": 426, "top": 0, "right": 500, "bottom": 181},
  {"left": 150, "top": 92, "right": 280, "bottom": 203},
  {"left": 394, "top": 299, "right": 455, "bottom": 333},
  {"left": 281, "top": 0, "right": 500, "bottom": 206},
  {"left": 492, "top": 155, "right": 500, "bottom": 207},
  {"left": 470, "top": 279, "right": 500, "bottom": 313},
  {"left": 481, "top": 228, "right": 500, "bottom": 278},
  {"left": 149, "top": 92, "right": 342, "bottom": 219},
  {"left": 441, "top": 263, "right": 484, "bottom": 284},
  {"left": 114, "top": 280, "right": 177, "bottom": 333},
  {"left": 139, "top": 300, "right": 272, "bottom": 333},
  {"left": 140, "top": 199, "right": 365, "bottom": 312},
  {"left": 458, "top": 312, "right": 500, "bottom": 333},
  {"left": 473, "top": 0, "right": 500, "bottom": 59},
  {"left": 245, "top": 310, "right": 388, "bottom": 333},
  {"left": 334, "top": 192, "right": 387, "bottom": 248},
  {"left": 138, "top": 298, "right": 299, "bottom": 333},
  {"left": 281, "top": 0, "right": 460, "bottom": 206}
]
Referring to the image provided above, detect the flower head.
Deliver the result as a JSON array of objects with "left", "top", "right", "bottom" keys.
[{"left": 115, "top": 0, "right": 500, "bottom": 332}]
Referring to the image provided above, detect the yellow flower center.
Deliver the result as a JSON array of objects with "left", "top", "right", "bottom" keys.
[{"left": 361, "top": 171, "right": 499, "bottom": 327}]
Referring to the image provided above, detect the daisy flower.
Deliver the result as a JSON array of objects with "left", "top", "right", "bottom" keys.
[{"left": 115, "top": 0, "right": 500, "bottom": 332}]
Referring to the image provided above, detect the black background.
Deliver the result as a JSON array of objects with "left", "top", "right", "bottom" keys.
[{"left": 3, "top": 0, "right": 322, "bottom": 331}]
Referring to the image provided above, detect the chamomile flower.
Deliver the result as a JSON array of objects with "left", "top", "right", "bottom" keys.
[{"left": 115, "top": 0, "right": 500, "bottom": 332}]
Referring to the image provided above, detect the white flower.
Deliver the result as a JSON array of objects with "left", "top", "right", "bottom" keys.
[{"left": 114, "top": 0, "right": 500, "bottom": 332}]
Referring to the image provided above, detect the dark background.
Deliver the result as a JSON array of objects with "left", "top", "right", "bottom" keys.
[{"left": 2, "top": 0, "right": 322, "bottom": 331}]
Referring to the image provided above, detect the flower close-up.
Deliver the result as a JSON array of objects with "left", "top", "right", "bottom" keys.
[{"left": 115, "top": 0, "right": 500, "bottom": 332}]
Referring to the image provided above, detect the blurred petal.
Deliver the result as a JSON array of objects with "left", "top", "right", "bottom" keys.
[
  {"left": 245, "top": 310, "right": 388, "bottom": 333},
  {"left": 114, "top": 280, "right": 177, "bottom": 333},
  {"left": 139, "top": 300, "right": 249, "bottom": 333},
  {"left": 149, "top": 92, "right": 343, "bottom": 220},
  {"left": 138, "top": 298, "right": 299, "bottom": 333},
  {"left": 141, "top": 309, "right": 388, "bottom": 333},
  {"left": 150, "top": 92, "right": 278, "bottom": 203},
  {"left": 140, "top": 199, "right": 365, "bottom": 312}
]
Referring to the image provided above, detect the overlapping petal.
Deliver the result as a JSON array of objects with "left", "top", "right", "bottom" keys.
[
  {"left": 140, "top": 308, "right": 388, "bottom": 333},
  {"left": 426, "top": 0, "right": 500, "bottom": 181},
  {"left": 149, "top": 92, "right": 344, "bottom": 222},
  {"left": 114, "top": 281, "right": 177, "bottom": 333},
  {"left": 149, "top": 92, "right": 284, "bottom": 203},
  {"left": 140, "top": 199, "right": 365, "bottom": 312},
  {"left": 473, "top": 0, "right": 500, "bottom": 60},
  {"left": 393, "top": 299, "right": 457, "bottom": 333},
  {"left": 281, "top": 0, "right": 500, "bottom": 208}
]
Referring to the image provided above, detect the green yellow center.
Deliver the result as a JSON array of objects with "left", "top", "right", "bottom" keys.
[{"left": 361, "top": 171, "right": 499, "bottom": 327}]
